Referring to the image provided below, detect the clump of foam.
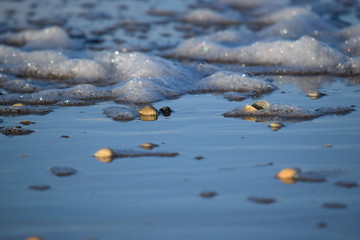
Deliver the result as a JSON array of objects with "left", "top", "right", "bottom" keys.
[
  {"left": 0, "top": 27, "right": 75, "bottom": 49},
  {"left": 102, "top": 106, "right": 138, "bottom": 121},
  {"left": 0, "top": 106, "right": 52, "bottom": 116},
  {"left": 195, "top": 71, "right": 275, "bottom": 94},
  {"left": 172, "top": 36, "right": 353, "bottom": 73},
  {"left": 0, "top": 45, "right": 107, "bottom": 80},
  {"left": 182, "top": 9, "right": 239, "bottom": 25},
  {"left": 256, "top": 7, "right": 334, "bottom": 41},
  {"left": 223, "top": 104, "right": 354, "bottom": 122}
]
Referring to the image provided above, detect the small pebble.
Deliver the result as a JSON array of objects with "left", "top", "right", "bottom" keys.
[
  {"left": 139, "top": 142, "right": 159, "bottom": 150},
  {"left": 29, "top": 185, "right": 51, "bottom": 191},
  {"left": 322, "top": 202, "right": 347, "bottom": 209},
  {"left": 334, "top": 181, "right": 358, "bottom": 188},
  {"left": 316, "top": 221, "right": 328, "bottom": 228},
  {"left": 60, "top": 135, "right": 70, "bottom": 138},
  {"left": 276, "top": 168, "right": 300, "bottom": 179},
  {"left": 159, "top": 106, "right": 172, "bottom": 117},
  {"left": 199, "top": 191, "right": 218, "bottom": 198},
  {"left": 247, "top": 196, "right": 276, "bottom": 204},
  {"left": 322, "top": 144, "right": 333, "bottom": 148},
  {"left": 268, "top": 122, "right": 283, "bottom": 131},
  {"left": 12, "top": 103, "right": 24, "bottom": 107},
  {"left": 194, "top": 156, "right": 204, "bottom": 160},
  {"left": 49, "top": 166, "right": 77, "bottom": 177},
  {"left": 19, "top": 120, "right": 36, "bottom": 125}
]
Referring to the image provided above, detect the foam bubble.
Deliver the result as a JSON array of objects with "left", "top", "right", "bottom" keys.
[
  {"left": 196, "top": 71, "right": 274, "bottom": 94},
  {"left": 182, "top": 9, "right": 239, "bottom": 25},
  {"left": 172, "top": 36, "right": 353, "bottom": 73},
  {"left": 0, "top": 26, "right": 75, "bottom": 49}
]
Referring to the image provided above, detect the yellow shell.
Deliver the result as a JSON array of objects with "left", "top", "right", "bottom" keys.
[
  {"left": 12, "top": 103, "right": 24, "bottom": 107},
  {"left": 276, "top": 168, "right": 299, "bottom": 179},
  {"left": 269, "top": 122, "right": 283, "bottom": 131},
  {"left": 138, "top": 105, "right": 158, "bottom": 116},
  {"left": 251, "top": 100, "right": 270, "bottom": 110},
  {"left": 242, "top": 104, "right": 258, "bottom": 112},
  {"left": 140, "top": 142, "right": 158, "bottom": 150},
  {"left": 307, "top": 91, "right": 321, "bottom": 99},
  {"left": 94, "top": 148, "right": 115, "bottom": 158}
]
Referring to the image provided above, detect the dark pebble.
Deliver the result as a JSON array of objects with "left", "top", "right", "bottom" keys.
[
  {"left": 194, "top": 156, "right": 204, "bottom": 160},
  {"left": 247, "top": 196, "right": 276, "bottom": 204},
  {"left": 159, "top": 106, "right": 173, "bottom": 117},
  {"left": 49, "top": 166, "right": 77, "bottom": 177},
  {"left": 322, "top": 202, "right": 347, "bottom": 209},
  {"left": 29, "top": 185, "right": 51, "bottom": 191},
  {"left": 316, "top": 221, "right": 328, "bottom": 228},
  {"left": 60, "top": 135, "right": 70, "bottom": 138},
  {"left": 334, "top": 181, "right": 358, "bottom": 188},
  {"left": 199, "top": 191, "right": 218, "bottom": 198}
]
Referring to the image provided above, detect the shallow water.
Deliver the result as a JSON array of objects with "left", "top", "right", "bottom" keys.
[{"left": 1, "top": 0, "right": 360, "bottom": 240}]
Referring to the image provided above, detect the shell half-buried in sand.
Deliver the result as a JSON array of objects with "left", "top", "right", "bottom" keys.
[
  {"left": 138, "top": 105, "right": 158, "bottom": 116},
  {"left": 138, "top": 105, "right": 158, "bottom": 121},
  {"left": 251, "top": 100, "right": 270, "bottom": 110}
]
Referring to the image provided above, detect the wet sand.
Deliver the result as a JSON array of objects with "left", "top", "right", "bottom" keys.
[
  {"left": 1, "top": 0, "right": 360, "bottom": 239},
  {"left": 1, "top": 81, "right": 360, "bottom": 240}
]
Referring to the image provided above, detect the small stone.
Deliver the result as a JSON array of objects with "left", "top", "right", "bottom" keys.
[
  {"left": 138, "top": 105, "right": 158, "bottom": 116},
  {"left": 49, "top": 166, "right": 77, "bottom": 177},
  {"left": 60, "top": 135, "right": 70, "bottom": 138},
  {"left": 334, "top": 181, "right": 358, "bottom": 188},
  {"left": 139, "top": 143, "right": 159, "bottom": 150},
  {"left": 248, "top": 197, "right": 276, "bottom": 204},
  {"left": 242, "top": 104, "right": 257, "bottom": 112},
  {"left": 316, "top": 221, "right": 328, "bottom": 228},
  {"left": 199, "top": 191, "right": 218, "bottom": 198},
  {"left": 268, "top": 122, "right": 283, "bottom": 131},
  {"left": 159, "top": 106, "right": 172, "bottom": 117},
  {"left": 194, "top": 156, "right": 204, "bottom": 160},
  {"left": 322, "top": 144, "right": 333, "bottom": 148},
  {"left": 29, "top": 185, "right": 51, "bottom": 191},
  {"left": 251, "top": 100, "right": 270, "bottom": 110},
  {"left": 322, "top": 202, "right": 347, "bottom": 209},
  {"left": 12, "top": 103, "right": 24, "bottom": 107},
  {"left": 276, "top": 168, "right": 300, "bottom": 179},
  {"left": 19, "top": 120, "right": 36, "bottom": 125}
]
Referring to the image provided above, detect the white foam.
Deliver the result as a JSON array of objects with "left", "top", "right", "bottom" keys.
[
  {"left": 172, "top": 36, "right": 351, "bottom": 72},
  {"left": 182, "top": 9, "right": 239, "bottom": 25},
  {"left": 0, "top": 27, "right": 75, "bottom": 49},
  {"left": 196, "top": 71, "right": 274, "bottom": 93},
  {"left": 0, "top": 45, "right": 107, "bottom": 80}
]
